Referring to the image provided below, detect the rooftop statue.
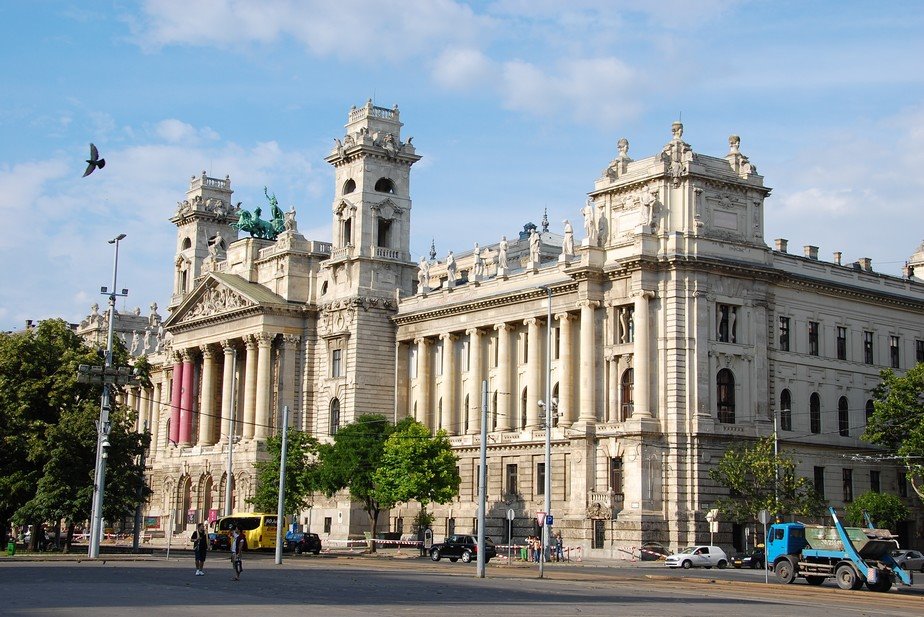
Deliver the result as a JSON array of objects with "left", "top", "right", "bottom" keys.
[{"left": 232, "top": 187, "right": 286, "bottom": 240}]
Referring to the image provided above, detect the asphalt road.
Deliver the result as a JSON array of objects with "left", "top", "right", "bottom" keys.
[{"left": 2, "top": 552, "right": 922, "bottom": 617}]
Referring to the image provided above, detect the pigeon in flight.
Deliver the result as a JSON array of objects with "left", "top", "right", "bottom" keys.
[{"left": 82, "top": 143, "right": 106, "bottom": 177}]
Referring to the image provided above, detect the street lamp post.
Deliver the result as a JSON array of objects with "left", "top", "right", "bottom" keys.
[
  {"left": 89, "top": 233, "right": 128, "bottom": 558},
  {"left": 538, "top": 285, "right": 553, "bottom": 578}
]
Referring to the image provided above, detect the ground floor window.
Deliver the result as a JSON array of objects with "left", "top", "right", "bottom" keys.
[{"left": 592, "top": 520, "right": 605, "bottom": 549}]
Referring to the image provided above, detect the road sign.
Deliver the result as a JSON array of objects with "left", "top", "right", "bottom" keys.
[
  {"left": 507, "top": 508, "right": 515, "bottom": 522},
  {"left": 758, "top": 509, "right": 770, "bottom": 525},
  {"left": 536, "top": 511, "right": 546, "bottom": 526},
  {"left": 545, "top": 514, "right": 553, "bottom": 526}
]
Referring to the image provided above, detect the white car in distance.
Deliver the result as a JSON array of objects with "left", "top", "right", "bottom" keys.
[{"left": 665, "top": 545, "right": 729, "bottom": 569}]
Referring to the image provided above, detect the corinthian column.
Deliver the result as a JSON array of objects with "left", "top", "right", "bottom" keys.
[
  {"left": 633, "top": 291, "right": 654, "bottom": 418},
  {"left": 415, "top": 337, "right": 432, "bottom": 428},
  {"left": 439, "top": 333, "right": 457, "bottom": 434},
  {"left": 578, "top": 301, "right": 599, "bottom": 424},
  {"left": 198, "top": 344, "right": 216, "bottom": 445},
  {"left": 179, "top": 349, "right": 195, "bottom": 445},
  {"left": 525, "top": 317, "right": 542, "bottom": 429},
  {"left": 242, "top": 335, "right": 258, "bottom": 440},
  {"left": 280, "top": 335, "right": 301, "bottom": 430},
  {"left": 466, "top": 328, "right": 483, "bottom": 435},
  {"left": 220, "top": 340, "right": 236, "bottom": 442},
  {"left": 150, "top": 379, "right": 162, "bottom": 453},
  {"left": 254, "top": 332, "right": 275, "bottom": 440},
  {"left": 169, "top": 354, "right": 182, "bottom": 445},
  {"left": 556, "top": 313, "right": 574, "bottom": 427},
  {"left": 494, "top": 324, "right": 512, "bottom": 432}
]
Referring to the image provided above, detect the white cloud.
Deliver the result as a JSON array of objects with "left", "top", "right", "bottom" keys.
[
  {"left": 155, "top": 119, "right": 221, "bottom": 144},
  {"left": 431, "top": 47, "right": 495, "bottom": 91}
]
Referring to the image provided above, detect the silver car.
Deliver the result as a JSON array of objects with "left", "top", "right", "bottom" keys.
[
  {"left": 665, "top": 545, "right": 729, "bottom": 569},
  {"left": 891, "top": 549, "right": 924, "bottom": 573}
]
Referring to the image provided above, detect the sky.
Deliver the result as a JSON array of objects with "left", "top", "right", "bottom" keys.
[{"left": 1, "top": 1, "right": 923, "bottom": 332}]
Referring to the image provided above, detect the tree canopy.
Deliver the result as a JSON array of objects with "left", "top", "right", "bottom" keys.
[
  {"left": 845, "top": 491, "right": 909, "bottom": 530},
  {"left": 248, "top": 429, "right": 320, "bottom": 515},
  {"left": 709, "top": 436, "right": 825, "bottom": 522},
  {"left": 864, "top": 365, "right": 924, "bottom": 500}
]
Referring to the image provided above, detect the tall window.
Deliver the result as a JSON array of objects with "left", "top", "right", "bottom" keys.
[
  {"left": 610, "top": 456, "right": 624, "bottom": 495},
  {"left": 814, "top": 466, "right": 826, "bottom": 499},
  {"left": 329, "top": 398, "right": 340, "bottom": 435},
  {"left": 836, "top": 326, "right": 847, "bottom": 360},
  {"left": 865, "top": 399, "right": 875, "bottom": 426},
  {"left": 890, "top": 335, "right": 900, "bottom": 369},
  {"left": 810, "top": 393, "right": 821, "bottom": 434},
  {"left": 717, "top": 369, "right": 735, "bottom": 424},
  {"left": 842, "top": 468, "right": 853, "bottom": 502},
  {"left": 870, "top": 470, "right": 880, "bottom": 493},
  {"left": 536, "top": 463, "right": 546, "bottom": 496},
  {"left": 864, "top": 331, "right": 874, "bottom": 364},
  {"left": 917, "top": 340, "right": 924, "bottom": 364},
  {"left": 331, "top": 348, "right": 342, "bottom": 378},
  {"left": 899, "top": 471, "right": 908, "bottom": 498},
  {"left": 838, "top": 396, "right": 850, "bottom": 437},
  {"left": 717, "top": 304, "right": 737, "bottom": 343},
  {"left": 505, "top": 464, "right": 518, "bottom": 495},
  {"left": 780, "top": 389, "right": 792, "bottom": 431},
  {"left": 620, "top": 368, "right": 634, "bottom": 421},
  {"left": 779, "top": 316, "right": 790, "bottom": 351},
  {"left": 808, "top": 321, "right": 819, "bottom": 356}
]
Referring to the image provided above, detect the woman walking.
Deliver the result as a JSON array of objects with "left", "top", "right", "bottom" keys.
[
  {"left": 191, "top": 523, "right": 208, "bottom": 576},
  {"left": 230, "top": 526, "right": 245, "bottom": 581}
]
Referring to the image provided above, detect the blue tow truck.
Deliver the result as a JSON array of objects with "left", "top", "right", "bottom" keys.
[{"left": 766, "top": 507, "right": 912, "bottom": 591}]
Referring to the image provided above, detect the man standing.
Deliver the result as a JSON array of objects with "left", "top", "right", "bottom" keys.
[
  {"left": 191, "top": 523, "right": 208, "bottom": 576},
  {"left": 230, "top": 526, "right": 245, "bottom": 581}
]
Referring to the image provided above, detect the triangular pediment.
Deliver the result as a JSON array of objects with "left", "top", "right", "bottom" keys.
[{"left": 165, "top": 273, "right": 286, "bottom": 326}]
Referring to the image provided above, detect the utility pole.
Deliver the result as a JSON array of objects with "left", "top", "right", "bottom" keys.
[{"left": 275, "top": 406, "right": 289, "bottom": 565}]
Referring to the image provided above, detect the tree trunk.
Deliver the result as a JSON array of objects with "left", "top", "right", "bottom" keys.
[
  {"left": 65, "top": 521, "right": 75, "bottom": 553},
  {"left": 367, "top": 507, "right": 380, "bottom": 553}
]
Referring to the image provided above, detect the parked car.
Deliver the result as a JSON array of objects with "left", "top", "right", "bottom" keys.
[
  {"left": 284, "top": 531, "right": 322, "bottom": 555},
  {"left": 208, "top": 532, "right": 230, "bottom": 551},
  {"left": 731, "top": 548, "right": 765, "bottom": 569},
  {"left": 429, "top": 534, "right": 496, "bottom": 563},
  {"left": 664, "top": 545, "right": 729, "bottom": 569},
  {"left": 891, "top": 549, "right": 924, "bottom": 572}
]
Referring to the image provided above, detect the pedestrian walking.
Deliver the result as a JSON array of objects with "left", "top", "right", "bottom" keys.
[
  {"left": 554, "top": 531, "right": 564, "bottom": 562},
  {"left": 191, "top": 523, "right": 208, "bottom": 576},
  {"left": 230, "top": 526, "right": 245, "bottom": 580}
]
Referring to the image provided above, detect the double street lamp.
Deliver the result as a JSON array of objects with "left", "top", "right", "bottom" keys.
[{"left": 88, "top": 233, "right": 128, "bottom": 558}]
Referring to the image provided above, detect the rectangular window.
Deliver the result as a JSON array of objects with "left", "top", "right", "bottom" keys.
[
  {"left": 917, "top": 340, "right": 924, "bottom": 364},
  {"left": 447, "top": 518, "right": 455, "bottom": 536},
  {"left": 870, "top": 470, "right": 881, "bottom": 493},
  {"left": 843, "top": 468, "right": 853, "bottom": 502},
  {"left": 461, "top": 341, "right": 470, "bottom": 372},
  {"left": 808, "top": 321, "right": 819, "bottom": 356},
  {"left": 554, "top": 326, "right": 561, "bottom": 360},
  {"left": 323, "top": 517, "right": 332, "bottom": 534},
  {"left": 837, "top": 326, "right": 847, "bottom": 360},
  {"left": 890, "top": 335, "right": 900, "bottom": 369},
  {"left": 436, "top": 345, "right": 443, "bottom": 376},
  {"left": 717, "top": 304, "right": 737, "bottom": 343},
  {"left": 536, "top": 462, "right": 545, "bottom": 496},
  {"left": 610, "top": 456, "right": 624, "bottom": 495},
  {"left": 899, "top": 471, "right": 908, "bottom": 498},
  {"left": 331, "top": 349, "right": 342, "bottom": 378},
  {"left": 505, "top": 464, "right": 518, "bottom": 495},
  {"left": 592, "top": 519, "right": 605, "bottom": 549},
  {"left": 779, "top": 316, "right": 790, "bottom": 351},
  {"left": 473, "top": 464, "right": 481, "bottom": 498},
  {"left": 522, "top": 333, "right": 528, "bottom": 363},
  {"left": 813, "top": 466, "right": 826, "bottom": 499},
  {"left": 409, "top": 348, "right": 417, "bottom": 379},
  {"left": 864, "top": 331, "right": 874, "bottom": 364}
]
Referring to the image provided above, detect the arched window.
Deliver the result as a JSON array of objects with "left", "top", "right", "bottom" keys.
[
  {"left": 717, "top": 369, "right": 735, "bottom": 423},
  {"left": 329, "top": 398, "right": 341, "bottom": 435},
  {"left": 181, "top": 237, "right": 192, "bottom": 250},
  {"left": 374, "top": 177, "right": 395, "bottom": 193},
  {"left": 520, "top": 387, "right": 528, "bottom": 429},
  {"left": 342, "top": 178, "right": 356, "bottom": 194},
  {"left": 810, "top": 393, "right": 821, "bottom": 434},
  {"left": 780, "top": 389, "right": 792, "bottom": 431},
  {"left": 838, "top": 396, "right": 850, "bottom": 437},
  {"left": 865, "top": 399, "right": 875, "bottom": 425},
  {"left": 620, "top": 368, "right": 634, "bottom": 421}
]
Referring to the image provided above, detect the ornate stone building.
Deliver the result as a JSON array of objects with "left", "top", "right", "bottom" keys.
[{"left": 108, "top": 103, "right": 922, "bottom": 554}]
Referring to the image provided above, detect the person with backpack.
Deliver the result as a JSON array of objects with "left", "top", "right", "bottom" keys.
[
  {"left": 230, "top": 526, "right": 245, "bottom": 580},
  {"left": 191, "top": 523, "right": 208, "bottom": 576}
]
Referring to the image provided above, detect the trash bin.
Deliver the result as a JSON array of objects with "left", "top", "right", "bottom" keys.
[{"left": 6, "top": 541, "right": 15, "bottom": 556}]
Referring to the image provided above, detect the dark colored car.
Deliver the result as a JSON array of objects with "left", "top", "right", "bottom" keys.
[
  {"left": 208, "top": 532, "right": 230, "bottom": 551},
  {"left": 429, "top": 534, "right": 496, "bottom": 563},
  {"left": 284, "top": 531, "right": 322, "bottom": 555},
  {"left": 731, "top": 548, "right": 765, "bottom": 569}
]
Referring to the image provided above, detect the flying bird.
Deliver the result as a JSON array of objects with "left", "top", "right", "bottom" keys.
[{"left": 82, "top": 143, "right": 106, "bottom": 177}]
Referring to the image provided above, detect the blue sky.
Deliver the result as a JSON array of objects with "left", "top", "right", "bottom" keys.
[{"left": 1, "top": 1, "right": 923, "bottom": 331}]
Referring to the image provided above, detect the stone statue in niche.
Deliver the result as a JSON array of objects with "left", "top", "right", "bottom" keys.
[
  {"left": 582, "top": 198, "right": 598, "bottom": 246},
  {"left": 561, "top": 220, "right": 574, "bottom": 257},
  {"left": 497, "top": 236, "right": 509, "bottom": 271},
  {"left": 640, "top": 188, "right": 658, "bottom": 230}
]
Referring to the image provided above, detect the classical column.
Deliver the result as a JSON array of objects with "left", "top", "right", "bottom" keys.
[
  {"left": 168, "top": 357, "right": 182, "bottom": 445},
  {"left": 556, "top": 313, "right": 574, "bottom": 427},
  {"left": 127, "top": 388, "right": 138, "bottom": 431},
  {"left": 525, "top": 317, "right": 542, "bottom": 429},
  {"left": 280, "top": 335, "right": 301, "bottom": 430},
  {"left": 466, "top": 328, "right": 483, "bottom": 435},
  {"left": 198, "top": 344, "right": 216, "bottom": 446},
  {"left": 607, "top": 354, "right": 618, "bottom": 422},
  {"left": 439, "top": 333, "right": 457, "bottom": 434},
  {"left": 494, "top": 324, "right": 512, "bottom": 432},
  {"left": 150, "top": 379, "right": 162, "bottom": 454},
  {"left": 633, "top": 291, "right": 654, "bottom": 418},
  {"left": 179, "top": 350, "right": 195, "bottom": 445},
  {"left": 242, "top": 335, "right": 258, "bottom": 440},
  {"left": 578, "top": 301, "right": 599, "bottom": 424},
  {"left": 220, "top": 340, "right": 236, "bottom": 442},
  {"left": 254, "top": 332, "right": 275, "bottom": 440},
  {"left": 415, "top": 337, "right": 432, "bottom": 428}
]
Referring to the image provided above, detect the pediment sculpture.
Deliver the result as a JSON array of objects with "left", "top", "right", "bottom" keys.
[{"left": 182, "top": 286, "right": 253, "bottom": 322}]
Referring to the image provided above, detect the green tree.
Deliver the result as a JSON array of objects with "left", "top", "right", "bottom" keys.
[
  {"left": 248, "top": 430, "right": 320, "bottom": 516},
  {"left": 845, "top": 492, "right": 909, "bottom": 530},
  {"left": 374, "top": 419, "right": 460, "bottom": 523},
  {"left": 709, "top": 436, "right": 825, "bottom": 522},
  {"left": 314, "top": 414, "right": 396, "bottom": 551},
  {"left": 864, "top": 366, "right": 924, "bottom": 500}
]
